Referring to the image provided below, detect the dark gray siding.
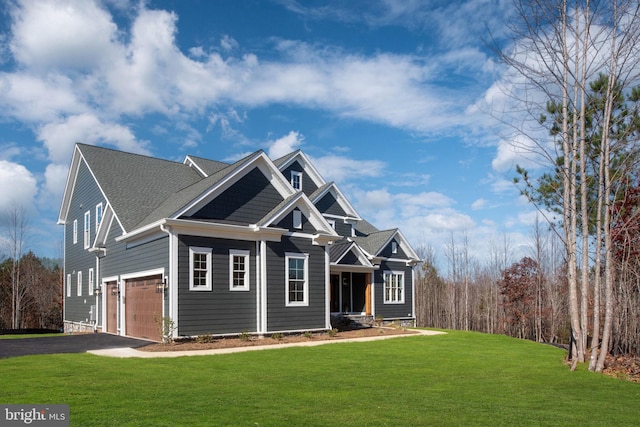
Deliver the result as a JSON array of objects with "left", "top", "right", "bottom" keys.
[
  {"left": 177, "top": 235, "right": 256, "bottom": 335},
  {"left": 334, "top": 221, "right": 352, "bottom": 238},
  {"left": 189, "top": 167, "right": 284, "bottom": 224},
  {"left": 64, "top": 160, "right": 105, "bottom": 323},
  {"left": 374, "top": 260, "right": 414, "bottom": 319},
  {"left": 281, "top": 161, "right": 318, "bottom": 196},
  {"left": 339, "top": 250, "right": 359, "bottom": 265},
  {"left": 276, "top": 210, "right": 317, "bottom": 234},
  {"left": 266, "top": 236, "right": 326, "bottom": 331},
  {"left": 379, "top": 238, "right": 408, "bottom": 259},
  {"left": 315, "top": 192, "right": 346, "bottom": 217}
]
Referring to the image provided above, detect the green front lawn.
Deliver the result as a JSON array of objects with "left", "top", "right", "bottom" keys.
[{"left": 1, "top": 331, "right": 638, "bottom": 426}]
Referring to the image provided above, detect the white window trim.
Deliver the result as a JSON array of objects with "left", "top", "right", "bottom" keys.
[
  {"left": 291, "top": 170, "right": 302, "bottom": 190},
  {"left": 327, "top": 219, "right": 336, "bottom": 230},
  {"left": 229, "top": 249, "right": 250, "bottom": 291},
  {"left": 293, "top": 209, "right": 303, "bottom": 229},
  {"left": 88, "top": 268, "right": 94, "bottom": 296},
  {"left": 391, "top": 241, "right": 398, "bottom": 254},
  {"left": 95, "top": 203, "right": 103, "bottom": 233},
  {"left": 383, "top": 271, "right": 405, "bottom": 304},
  {"left": 77, "top": 271, "right": 83, "bottom": 297},
  {"left": 67, "top": 274, "right": 71, "bottom": 297},
  {"left": 84, "top": 211, "right": 91, "bottom": 249},
  {"left": 189, "top": 246, "right": 212, "bottom": 291},
  {"left": 285, "top": 252, "right": 309, "bottom": 307},
  {"left": 73, "top": 220, "right": 78, "bottom": 244}
]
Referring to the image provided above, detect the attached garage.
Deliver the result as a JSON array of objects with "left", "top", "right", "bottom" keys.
[{"left": 124, "top": 274, "right": 163, "bottom": 341}]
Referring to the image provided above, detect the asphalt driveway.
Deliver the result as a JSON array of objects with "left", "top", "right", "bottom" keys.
[{"left": 0, "top": 333, "right": 151, "bottom": 359}]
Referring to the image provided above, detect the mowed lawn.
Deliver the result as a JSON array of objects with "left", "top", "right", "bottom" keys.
[{"left": 1, "top": 331, "right": 638, "bottom": 426}]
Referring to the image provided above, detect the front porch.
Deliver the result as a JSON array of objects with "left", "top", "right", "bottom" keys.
[{"left": 330, "top": 272, "right": 372, "bottom": 316}]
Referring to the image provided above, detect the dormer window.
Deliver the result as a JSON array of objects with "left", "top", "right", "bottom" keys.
[
  {"left": 291, "top": 171, "right": 302, "bottom": 191},
  {"left": 392, "top": 241, "right": 398, "bottom": 254}
]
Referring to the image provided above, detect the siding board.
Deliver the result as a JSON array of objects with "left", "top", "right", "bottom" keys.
[
  {"left": 265, "top": 236, "right": 326, "bottom": 331},
  {"left": 177, "top": 235, "right": 256, "bottom": 336}
]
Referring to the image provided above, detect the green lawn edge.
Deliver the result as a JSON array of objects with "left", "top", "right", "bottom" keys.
[{"left": 1, "top": 330, "right": 637, "bottom": 426}]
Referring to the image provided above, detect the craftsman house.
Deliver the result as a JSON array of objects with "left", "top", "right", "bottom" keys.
[{"left": 59, "top": 144, "right": 420, "bottom": 341}]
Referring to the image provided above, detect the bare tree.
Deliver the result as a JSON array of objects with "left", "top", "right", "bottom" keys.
[
  {"left": 2, "top": 206, "right": 30, "bottom": 329},
  {"left": 497, "top": 0, "right": 640, "bottom": 370}
]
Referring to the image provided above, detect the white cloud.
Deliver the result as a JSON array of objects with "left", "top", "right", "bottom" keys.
[
  {"left": 9, "top": 0, "right": 118, "bottom": 71},
  {"left": 37, "top": 113, "right": 150, "bottom": 164},
  {"left": 267, "top": 131, "right": 304, "bottom": 159},
  {"left": 312, "top": 154, "right": 385, "bottom": 182},
  {"left": 0, "top": 160, "right": 38, "bottom": 212},
  {"left": 42, "top": 163, "right": 69, "bottom": 211},
  {"left": 472, "top": 198, "right": 487, "bottom": 210}
]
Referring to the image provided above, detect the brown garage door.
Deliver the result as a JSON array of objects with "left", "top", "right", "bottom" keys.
[
  {"left": 106, "top": 281, "right": 118, "bottom": 334},
  {"left": 125, "top": 275, "right": 163, "bottom": 342}
]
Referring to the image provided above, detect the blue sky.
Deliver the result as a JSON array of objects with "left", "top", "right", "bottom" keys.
[{"left": 0, "top": 0, "right": 540, "bottom": 268}]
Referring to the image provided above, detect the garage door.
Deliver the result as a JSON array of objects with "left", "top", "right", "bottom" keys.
[{"left": 125, "top": 275, "right": 163, "bottom": 342}]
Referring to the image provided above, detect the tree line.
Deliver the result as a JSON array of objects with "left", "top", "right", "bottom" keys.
[{"left": 0, "top": 206, "right": 63, "bottom": 330}]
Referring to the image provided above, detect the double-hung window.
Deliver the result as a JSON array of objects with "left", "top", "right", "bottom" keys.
[
  {"left": 229, "top": 250, "right": 250, "bottom": 291},
  {"left": 189, "top": 247, "right": 212, "bottom": 291},
  {"left": 383, "top": 271, "right": 404, "bottom": 304},
  {"left": 291, "top": 171, "right": 302, "bottom": 191},
  {"left": 67, "top": 274, "right": 71, "bottom": 297},
  {"left": 84, "top": 211, "right": 91, "bottom": 249},
  {"left": 88, "top": 268, "right": 95, "bottom": 296},
  {"left": 73, "top": 220, "right": 78, "bottom": 244},
  {"left": 285, "top": 253, "right": 308, "bottom": 306},
  {"left": 95, "top": 203, "right": 103, "bottom": 232},
  {"left": 77, "top": 271, "right": 83, "bottom": 296}
]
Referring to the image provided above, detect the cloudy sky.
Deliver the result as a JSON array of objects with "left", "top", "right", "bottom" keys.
[{"left": 0, "top": 0, "right": 541, "bottom": 268}]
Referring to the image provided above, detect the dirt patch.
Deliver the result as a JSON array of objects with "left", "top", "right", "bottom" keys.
[
  {"left": 140, "top": 327, "right": 417, "bottom": 352},
  {"left": 603, "top": 355, "right": 640, "bottom": 384}
]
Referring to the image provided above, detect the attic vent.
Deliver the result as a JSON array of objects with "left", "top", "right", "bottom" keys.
[{"left": 293, "top": 209, "right": 302, "bottom": 229}]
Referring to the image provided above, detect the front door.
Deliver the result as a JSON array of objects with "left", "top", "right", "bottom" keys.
[{"left": 330, "top": 275, "right": 340, "bottom": 312}]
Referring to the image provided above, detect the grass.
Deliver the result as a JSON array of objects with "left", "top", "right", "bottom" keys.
[
  {"left": 0, "top": 333, "right": 64, "bottom": 340},
  {"left": 1, "top": 330, "right": 638, "bottom": 426}
]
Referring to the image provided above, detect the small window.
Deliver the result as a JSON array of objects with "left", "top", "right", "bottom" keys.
[
  {"left": 88, "top": 268, "right": 94, "bottom": 296},
  {"left": 84, "top": 211, "right": 91, "bottom": 249},
  {"left": 73, "top": 220, "right": 78, "bottom": 244},
  {"left": 291, "top": 171, "right": 302, "bottom": 191},
  {"left": 293, "top": 209, "right": 303, "bottom": 229},
  {"left": 67, "top": 274, "right": 71, "bottom": 297},
  {"left": 391, "top": 241, "right": 398, "bottom": 254},
  {"left": 285, "top": 253, "right": 308, "bottom": 306},
  {"left": 189, "top": 247, "right": 212, "bottom": 291},
  {"left": 383, "top": 271, "right": 404, "bottom": 304},
  {"left": 95, "top": 203, "right": 103, "bottom": 232},
  {"left": 328, "top": 219, "right": 336, "bottom": 229},
  {"left": 77, "top": 271, "right": 83, "bottom": 297},
  {"left": 229, "top": 250, "right": 250, "bottom": 291}
]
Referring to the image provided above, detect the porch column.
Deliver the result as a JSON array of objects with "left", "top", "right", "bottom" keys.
[{"left": 365, "top": 272, "right": 372, "bottom": 316}]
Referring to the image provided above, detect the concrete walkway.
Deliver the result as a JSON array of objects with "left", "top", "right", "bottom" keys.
[{"left": 88, "top": 329, "right": 447, "bottom": 358}]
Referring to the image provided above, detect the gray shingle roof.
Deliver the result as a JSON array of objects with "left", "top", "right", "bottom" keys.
[
  {"left": 329, "top": 241, "right": 354, "bottom": 263},
  {"left": 78, "top": 144, "right": 202, "bottom": 232},
  {"left": 272, "top": 150, "right": 301, "bottom": 168},
  {"left": 351, "top": 229, "right": 397, "bottom": 256},
  {"left": 186, "top": 155, "right": 230, "bottom": 176}
]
